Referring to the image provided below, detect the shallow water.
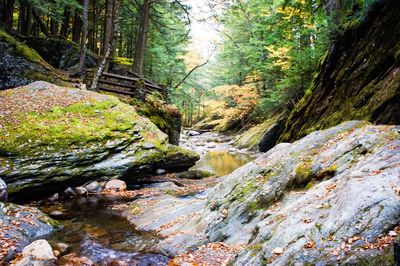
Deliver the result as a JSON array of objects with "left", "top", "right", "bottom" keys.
[
  {"left": 40, "top": 196, "right": 169, "bottom": 265},
  {"left": 39, "top": 132, "right": 254, "bottom": 265},
  {"left": 191, "top": 150, "right": 253, "bottom": 177}
]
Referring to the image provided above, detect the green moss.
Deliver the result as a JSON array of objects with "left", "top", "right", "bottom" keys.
[
  {"left": 128, "top": 203, "right": 143, "bottom": 216},
  {"left": 248, "top": 242, "right": 264, "bottom": 255},
  {"left": 0, "top": 97, "right": 144, "bottom": 155},
  {"left": 114, "top": 57, "right": 134, "bottom": 66},
  {"left": 39, "top": 215, "right": 60, "bottom": 227},
  {"left": 295, "top": 157, "right": 314, "bottom": 185},
  {"left": 0, "top": 29, "right": 44, "bottom": 64},
  {"left": 25, "top": 70, "right": 70, "bottom": 87},
  {"left": 316, "top": 164, "right": 337, "bottom": 180},
  {"left": 347, "top": 247, "right": 394, "bottom": 266}
]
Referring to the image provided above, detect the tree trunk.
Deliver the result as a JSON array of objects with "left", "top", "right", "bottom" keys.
[
  {"left": 78, "top": 0, "right": 89, "bottom": 72},
  {"left": 132, "top": 0, "right": 151, "bottom": 76},
  {"left": 1, "top": 0, "right": 15, "bottom": 30},
  {"left": 60, "top": 7, "right": 70, "bottom": 37},
  {"left": 72, "top": 9, "right": 81, "bottom": 43},
  {"left": 32, "top": 8, "right": 49, "bottom": 36},
  {"left": 20, "top": 1, "right": 32, "bottom": 36},
  {"left": 91, "top": 0, "right": 121, "bottom": 90},
  {"left": 102, "top": 0, "right": 113, "bottom": 56},
  {"left": 50, "top": 17, "right": 58, "bottom": 35}
]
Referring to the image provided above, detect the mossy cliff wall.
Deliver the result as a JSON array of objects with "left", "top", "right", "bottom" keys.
[
  {"left": 280, "top": 0, "right": 400, "bottom": 142},
  {"left": 0, "top": 28, "right": 69, "bottom": 89}
]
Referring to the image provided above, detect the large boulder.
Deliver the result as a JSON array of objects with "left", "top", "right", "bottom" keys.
[
  {"left": 204, "top": 121, "right": 400, "bottom": 265},
  {"left": 0, "top": 203, "right": 56, "bottom": 263},
  {"left": 128, "top": 94, "right": 182, "bottom": 145},
  {"left": 22, "top": 36, "right": 99, "bottom": 71},
  {"left": 0, "top": 82, "right": 199, "bottom": 199},
  {"left": 0, "top": 28, "right": 70, "bottom": 89}
]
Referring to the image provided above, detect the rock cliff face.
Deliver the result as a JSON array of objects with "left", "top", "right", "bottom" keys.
[
  {"left": 0, "top": 28, "right": 69, "bottom": 90},
  {"left": 23, "top": 37, "right": 99, "bottom": 71},
  {"left": 279, "top": 0, "right": 400, "bottom": 142},
  {"left": 0, "top": 82, "right": 198, "bottom": 198}
]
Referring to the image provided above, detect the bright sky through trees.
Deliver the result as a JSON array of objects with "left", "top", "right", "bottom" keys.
[{"left": 184, "top": 0, "right": 223, "bottom": 58}]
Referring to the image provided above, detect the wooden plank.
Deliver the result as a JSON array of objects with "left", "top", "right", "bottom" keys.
[
  {"left": 102, "top": 72, "right": 140, "bottom": 82},
  {"left": 97, "top": 86, "right": 138, "bottom": 96},
  {"left": 98, "top": 79, "right": 138, "bottom": 90},
  {"left": 128, "top": 70, "right": 159, "bottom": 87},
  {"left": 101, "top": 72, "right": 165, "bottom": 93}
]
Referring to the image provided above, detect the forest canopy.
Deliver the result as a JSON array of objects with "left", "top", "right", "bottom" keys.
[{"left": 0, "top": 0, "right": 379, "bottom": 124}]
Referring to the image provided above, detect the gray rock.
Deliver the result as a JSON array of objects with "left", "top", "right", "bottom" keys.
[
  {"left": 64, "top": 187, "right": 76, "bottom": 197},
  {"left": 105, "top": 179, "right": 127, "bottom": 192},
  {"left": 156, "top": 169, "right": 167, "bottom": 175},
  {"left": 49, "top": 211, "right": 69, "bottom": 220},
  {"left": 0, "top": 178, "right": 7, "bottom": 202},
  {"left": 0, "top": 83, "right": 199, "bottom": 200},
  {"left": 84, "top": 181, "right": 100, "bottom": 192},
  {"left": 204, "top": 121, "right": 400, "bottom": 265},
  {"left": 187, "top": 130, "right": 201, "bottom": 136},
  {"left": 48, "top": 193, "right": 59, "bottom": 202},
  {"left": 206, "top": 143, "right": 216, "bottom": 148},
  {"left": 75, "top": 186, "right": 87, "bottom": 196},
  {"left": 13, "top": 239, "right": 56, "bottom": 266},
  {"left": 0, "top": 204, "right": 55, "bottom": 263}
]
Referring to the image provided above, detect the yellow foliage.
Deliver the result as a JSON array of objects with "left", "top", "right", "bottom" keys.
[
  {"left": 265, "top": 45, "right": 291, "bottom": 70},
  {"left": 196, "top": 85, "right": 259, "bottom": 131}
]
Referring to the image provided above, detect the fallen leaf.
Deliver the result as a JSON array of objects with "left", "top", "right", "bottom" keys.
[{"left": 273, "top": 247, "right": 284, "bottom": 255}]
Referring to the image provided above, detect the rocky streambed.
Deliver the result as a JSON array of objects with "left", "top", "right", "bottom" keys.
[
  {"left": 1, "top": 82, "right": 399, "bottom": 266},
  {"left": 1, "top": 125, "right": 254, "bottom": 265}
]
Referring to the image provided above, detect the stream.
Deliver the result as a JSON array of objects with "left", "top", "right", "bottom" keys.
[{"left": 36, "top": 131, "right": 255, "bottom": 265}]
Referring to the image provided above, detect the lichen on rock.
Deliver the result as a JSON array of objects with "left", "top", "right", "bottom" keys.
[
  {"left": 203, "top": 121, "right": 400, "bottom": 265},
  {"left": 0, "top": 82, "right": 198, "bottom": 198}
]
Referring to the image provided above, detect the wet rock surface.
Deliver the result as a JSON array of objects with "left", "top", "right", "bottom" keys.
[{"left": 0, "top": 203, "right": 56, "bottom": 262}]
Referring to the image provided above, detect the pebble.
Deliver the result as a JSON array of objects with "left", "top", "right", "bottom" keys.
[
  {"left": 64, "top": 187, "right": 76, "bottom": 197},
  {"left": 13, "top": 239, "right": 56, "bottom": 265},
  {"left": 84, "top": 181, "right": 100, "bottom": 192},
  {"left": 105, "top": 179, "right": 127, "bottom": 192},
  {"left": 156, "top": 169, "right": 166, "bottom": 175},
  {"left": 75, "top": 186, "right": 87, "bottom": 196}
]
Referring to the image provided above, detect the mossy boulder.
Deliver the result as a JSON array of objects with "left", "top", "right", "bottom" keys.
[
  {"left": 0, "top": 28, "right": 70, "bottom": 89},
  {"left": 23, "top": 36, "right": 99, "bottom": 71},
  {"left": 120, "top": 93, "right": 182, "bottom": 145},
  {"left": 280, "top": 0, "right": 400, "bottom": 142},
  {"left": 0, "top": 82, "right": 198, "bottom": 199},
  {"left": 233, "top": 111, "right": 287, "bottom": 152}
]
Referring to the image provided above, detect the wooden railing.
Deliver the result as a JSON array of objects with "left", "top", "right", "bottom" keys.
[{"left": 97, "top": 71, "right": 166, "bottom": 98}]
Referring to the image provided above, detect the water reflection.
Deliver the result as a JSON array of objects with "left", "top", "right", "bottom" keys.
[{"left": 191, "top": 151, "right": 253, "bottom": 177}]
